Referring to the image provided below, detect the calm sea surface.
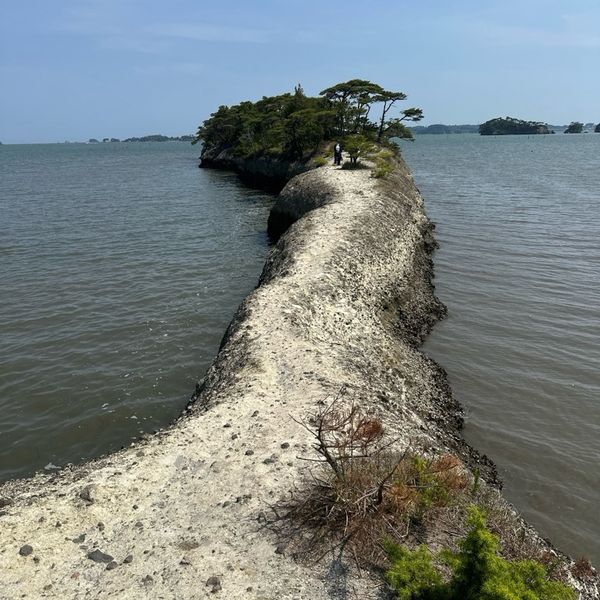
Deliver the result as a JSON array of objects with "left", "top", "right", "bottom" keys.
[
  {"left": 402, "top": 133, "right": 599, "bottom": 564},
  {"left": 0, "top": 142, "right": 273, "bottom": 481},
  {"left": 1, "top": 136, "right": 598, "bottom": 564}
]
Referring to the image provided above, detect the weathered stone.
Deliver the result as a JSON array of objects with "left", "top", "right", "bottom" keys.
[
  {"left": 18, "top": 545, "right": 33, "bottom": 557},
  {"left": 79, "top": 485, "right": 97, "bottom": 504},
  {"left": 206, "top": 575, "right": 221, "bottom": 593},
  {"left": 87, "top": 549, "right": 113, "bottom": 564}
]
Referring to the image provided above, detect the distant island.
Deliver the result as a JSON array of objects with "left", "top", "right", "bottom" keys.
[
  {"left": 564, "top": 122, "right": 583, "bottom": 134},
  {"left": 479, "top": 117, "right": 550, "bottom": 135},
  {"left": 410, "top": 124, "right": 479, "bottom": 134},
  {"left": 88, "top": 134, "right": 194, "bottom": 143},
  {"left": 410, "top": 119, "right": 600, "bottom": 136}
]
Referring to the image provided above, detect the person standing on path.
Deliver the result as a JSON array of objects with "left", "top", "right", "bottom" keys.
[{"left": 333, "top": 142, "right": 342, "bottom": 165}]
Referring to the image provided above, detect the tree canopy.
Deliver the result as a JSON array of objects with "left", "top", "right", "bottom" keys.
[
  {"left": 195, "top": 79, "right": 423, "bottom": 162},
  {"left": 564, "top": 121, "right": 583, "bottom": 134},
  {"left": 595, "top": 123, "right": 600, "bottom": 133}
]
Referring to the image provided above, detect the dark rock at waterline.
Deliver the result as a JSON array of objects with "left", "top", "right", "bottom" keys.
[{"left": 199, "top": 147, "right": 311, "bottom": 192}]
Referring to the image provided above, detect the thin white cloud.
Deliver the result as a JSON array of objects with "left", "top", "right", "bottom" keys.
[
  {"left": 53, "top": 3, "right": 270, "bottom": 49},
  {"left": 462, "top": 20, "right": 600, "bottom": 49},
  {"left": 132, "top": 61, "right": 205, "bottom": 75},
  {"left": 145, "top": 23, "right": 269, "bottom": 44}
]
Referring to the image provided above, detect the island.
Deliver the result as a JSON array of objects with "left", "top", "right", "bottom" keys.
[
  {"left": 195, "top": 80, "right": 424, "bottom": 192},
  {"left": 88, "top": 134, "right": 194, "bottom": 144},
  {"left": 479, "top": 117, "right": 551, "bottom": 135},
  {"left": 564, "top": 122, "right": 584, "bottom": 134}
]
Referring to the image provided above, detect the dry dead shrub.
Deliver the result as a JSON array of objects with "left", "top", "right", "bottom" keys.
[
  {"left": 273, "top": 398, "right": 470, "bottom": 567},
  {"left": 571, "top": 556, "right": 595, "bottom": 580}
]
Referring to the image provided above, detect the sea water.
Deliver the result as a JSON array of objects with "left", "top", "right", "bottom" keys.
[
  {"left": 0, "top": 142, "right": 274, "bottom": 480},
  {"left": 402, "top": 132, "right": 600, "bottom": 563}
]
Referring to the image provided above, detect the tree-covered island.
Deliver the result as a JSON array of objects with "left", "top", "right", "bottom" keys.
[
  {"left": 564, "top": 122, "right": 583, "bottom": 134},
  {"left": 194, "top": 80, "right": 424, "bottom": 165},
  {"left": 479, "top": 117, "right": 551, "bottom": 135}
]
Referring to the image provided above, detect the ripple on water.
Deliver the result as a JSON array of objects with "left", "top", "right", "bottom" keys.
[{"left": 0, "top": 142, "right": 275, "bottom": 481}]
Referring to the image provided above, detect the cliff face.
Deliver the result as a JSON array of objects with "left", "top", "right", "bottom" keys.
[
  {"left": 0, "top": 159, "right": 596, "bottom": 599},
  {"left": 200, "top": 146, "right": 312, "bottom": 189}
]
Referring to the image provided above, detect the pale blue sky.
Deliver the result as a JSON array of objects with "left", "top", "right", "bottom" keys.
[{"left": 1, "top": 0, "right": 598, "bottom": 143}]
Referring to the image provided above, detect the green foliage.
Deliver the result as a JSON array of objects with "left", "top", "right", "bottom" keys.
[
  {"left": 385, "top": 544, "right": 445, "bottom": 600},
  {"left": 371, "top": 157, "right": 395, "bottom": 179},
  {"left": 386, "top": 507, "right": 576, "bottom": 600},
  {"left": 196, "top": 80, "right": 423, "bottom": 163},
  {"left": 595, "top": 123, "right": 600, "bottom": 133},
  {"left": 479, "top": 117, "right": 550, "bottom": 136},
  {"left": 344, "top": 134, "right": 376, "bottom": 164},
  {"left": 320, "top": 79, "right": 384, "bottom": 136},
  {"left": 319, "top": 79, "right": 422, "bottom": 142},
  {"left": 195, "top": 88, "right": 336, "bottom": 160},
  {"left": 564, "top": 121, "right": 583, "bottom": 134},
  {"left": 409, "top": 456, "right": 453, "bottom": 517}
]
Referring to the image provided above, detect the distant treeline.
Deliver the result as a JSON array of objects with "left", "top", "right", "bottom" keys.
[
  {"left": 411, "top": 119, "right": 600, "bottom": 136},
  {"left": 410, "top": 124, "right": 479, "bottom": 134},
  {"left": 88, "top": 134, "right": 194, "bottom": 143}
]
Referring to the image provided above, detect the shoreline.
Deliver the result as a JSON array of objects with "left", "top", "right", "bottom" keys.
[{"left": 0, "top": 156, "right": 597, "bottom": 598}]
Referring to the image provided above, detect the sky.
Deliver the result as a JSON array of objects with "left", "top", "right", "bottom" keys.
[{"left": 1, "top": 0, "right": 598, "bottom": 143}]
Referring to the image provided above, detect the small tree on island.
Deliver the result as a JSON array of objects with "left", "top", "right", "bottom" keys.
[
  {"left": 343, "top": 134, "right": 377, "bottom": 165},
  {"left": 319, "top": 79, "right": 423, "bottom": 144},
  {"left": 595, "top": 123, "right": 600, "bottom": 133}
]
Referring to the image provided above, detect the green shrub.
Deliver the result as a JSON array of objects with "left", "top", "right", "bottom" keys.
[
  {"left": 343, "top": 133, "right": 376, "bottom": 164},
  {"left": 371, "top": 158, "right": 394, "bottom": 178},
  {"left": 385, "top": 544, "right": 445, "bottom": 600},
  {"left": 386, "top": 507, "right": 576, "bottom": 600}
]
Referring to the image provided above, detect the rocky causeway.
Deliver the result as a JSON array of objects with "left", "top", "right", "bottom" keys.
[{"left": 0, "top": 156, "right": 597, "bottom": 598}]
